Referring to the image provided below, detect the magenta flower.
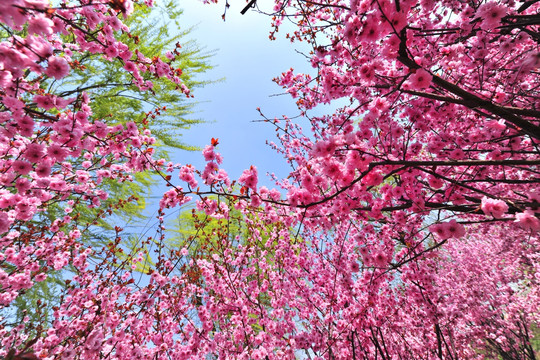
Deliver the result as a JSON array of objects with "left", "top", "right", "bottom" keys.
[
  {"left": 515, "top": 210, "right": 540, "bottom": 231},
  {"left": 481, "top": 197, "right": 508, "bottom": 218},
  {"left": 23, "top": 143, "right": 45, "bottom": 163},
  {"left": 430, "top": 220, "right": 465, "bottom": 240},
  {"left": 406, "top": 68, "right": 432, "bottom": 90},
  {"left": 12, "top": 160, "right": 32, "bottom": 175},
  {"left": 0, "top": 212, "right": 10, "bottom": 234},
  {"left": 47, "top": 144, "right": 68, "bottom": 162},
  {"left": 45, "top": 56, "right": 70, "bottom": 80},
  {"left": 27, "top": 14, "right": 54, "bottom": 36}
]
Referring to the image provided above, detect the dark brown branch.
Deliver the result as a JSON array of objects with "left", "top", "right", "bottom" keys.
[
  {"left": 375, "top": 159, "right": 540, "bottom": 167},
  {"left": 403, "top": 89, "right": 540, "bottom": 118},
  {"left": 397, "top": 31, "right": 540, "bottom": 140}
]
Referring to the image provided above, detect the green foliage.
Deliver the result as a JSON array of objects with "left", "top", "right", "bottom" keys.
[
  {"left": 61, "top": 0, "right": 214, "bottom": 152},
  {"left": 168, "top": 198, "right": 279, "bottom": 259}
]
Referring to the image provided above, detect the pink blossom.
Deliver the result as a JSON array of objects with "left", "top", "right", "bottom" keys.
[
  {"left": 15, "top": 177, "right": 31, "bottom": 193},
  {"left": 0, "top": 212, "right": 10, "bottom": 234},
  {"left": 430, "top": 220, "right": 465, "bottom": 239},
  {"left": 481, "top": 197, "right": 508, "bottom": 218},
  {"left": 362, "top": 170, "right": 383, "bottom": 187},
  {"left": 360, "top": 15, "right": 383, "bottom": 42},
  {"left": 445, "top": 219, "right": 466, "bottom": 239},
  {"left": 45, "top": 56, "right": 70, "bottom": 80},
  {"left": 104, "top": 45, "right": 119, "bottom": 59},
  {"left": 17, "top": 115, "right": 34, "bottom": 136},
  {"left": 373, "top": 252, "right": 388, "bottom": 267},
  {"left": 428, "top": 175, "right": 444, "bottom": 189},
  {"left": 12, "top": 160, "right": 33, "bottom": 175},
  {"left": 202, "top": 145, "right": 216, "bottom": 162},
  {"left": 35, "top": 161, "right": 51, "bottom": 177},
  {"left": 23, "top": 143, "right": 45, "bottom": 163},
  {"left": 389, "top": 11, "right": 407, "bottom": 31},
  {"left": 124, "top": 61, "right": 137, "bottom": 72},
  {"left": 33, "top": 94, "right": 56, "bottom": 110},
  {"left": 3, "top": 96, "right": 24, "bottom": 110},
  {"left": 514, "top": 210, "right": 540, "bottom": 231},
  {"left": 405, "top": 68, "right": 432, "bottom": 90},
  {"left": 47, "top": 144, "right": 68, "bottom": 161},
  {"left": 476, "top": 3, "right": 507, "bottom": 30},
  {"left": 239, "top": 166, "right": 258, "bottom": 192},
  {"left": 312, "top": 139, "right": 337, "bottom": 157},
  {"left": 27, "top": 15, "right": 54, "bottom": 36}
]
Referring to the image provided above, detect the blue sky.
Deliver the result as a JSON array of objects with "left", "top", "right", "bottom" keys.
[
  {"left": 169, "top": 0, "right": 318, "bottom": 186},
  {"left": 139, "top": 0, "right": 343, "bottom": 225}
]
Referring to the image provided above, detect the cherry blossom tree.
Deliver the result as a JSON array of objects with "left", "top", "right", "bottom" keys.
[
  {"left": 1, "top": 0, "right": 539, "bottom": 359},
  {"left": 165, "top": 0, "right": 540, "bottom": 358}
]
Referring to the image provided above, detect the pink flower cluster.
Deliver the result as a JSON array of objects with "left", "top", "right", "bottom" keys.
[
  {"left": 1, "top": 0, "right": 539, "bottom": 359},
  {"left": 429, "top": 219, "right": 466, "bottom": 240},
  {"left": 481, "top": 196, "right": 508, "bottom": 218}
]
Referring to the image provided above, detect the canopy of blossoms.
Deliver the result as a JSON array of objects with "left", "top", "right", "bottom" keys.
[{"left": 0, "top": 0, "right": 539, "bottom": 359}]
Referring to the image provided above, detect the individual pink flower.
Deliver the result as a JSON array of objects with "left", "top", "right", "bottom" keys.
[
  {"left": 202, "top": 145, "right": 216, "bottom": 162},
  {"left": 389, "top": 11, "right": 407, "bottom": 31},
  {"left": 360, "top": 15, "right": 383, "bottom": 42},
  {"left": 430, "top": 220, "right": 465, "bottom": 239},
  {"left": 476, "top": 2, "right": 507, "bottom": 30},
  {"left": 373, "top": 252, "right": 388, "bottom": 267},
  {"left": 47, "top": 144, "right": 68, "bottom": 162},
  {"left": 55, "top": 96, "right": 74, "bottom": 109},
  {"left": 362, "top": 170, "right": 383, "bottom": 187},
  {"left": 312, "top": 139, "right": 337, "bottom": 157},
  {"left": 239, "top": 166, "right": 258, "bottom": 192},
  {"left": 178, "top": 165, "right": 198, "bottom": 188},
  {"left": 12, "top": 160, "right": 32, "bottom": 175},
  {"left": 201, "top": 161, "right": 219, "bottom": 184},
  {"left": 45, "top": 56, "right": 70, "bottom": 80},
  {"left": 428, "top": 175, "right": 444, "bottom": 189},
  {"left": 445, "top": 219, "right": 466, "bottom": 238},
  {"left": 429, "top": 223, "right": 448, "bottom": 239},
  {"left": 515, "top": 210, "right": 540, "bottom": 231},
  {"left": 15, "top": 198, "right": 37, "bottom": 221},
  {"left": 27, "top": 15, "right": 54, "bottom": 36},
  {"left": 104, "top": 45, "right": 119, "bottom": 59},
  {"left": 23, "top": 143, "right": 45, "bottom": 163},
  {"left": 323, "top": 160, "right": 343, "bottom": 180},
  {"left": 481, "top": 197, "right": 508, "bottom": 218},
  {"left": 0, "top": 211, "right": 10, "bottom": 234},
  {"left": 405, "top": 68, "right": 432, "bottom": 90},
  {"left": 124, "top": 61, "right": 137, "bottom": 72},
  {"left": 35, "top": 161, "right": 51, "bottom": 177},
  {"left": 449, "top": 148, "right": 465, "bottom": 160},
  {"left": 17, "top": 115, "right": 34, "bottom": 136},
  {"left": 15, "top": 177, "right": 31, "bottom": 193},
  {"left": 34, "top": 94, "right": 56, "bottom": 110},
  {"left": 358, "top": 64, "right": 375, "bottom": 83}
]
